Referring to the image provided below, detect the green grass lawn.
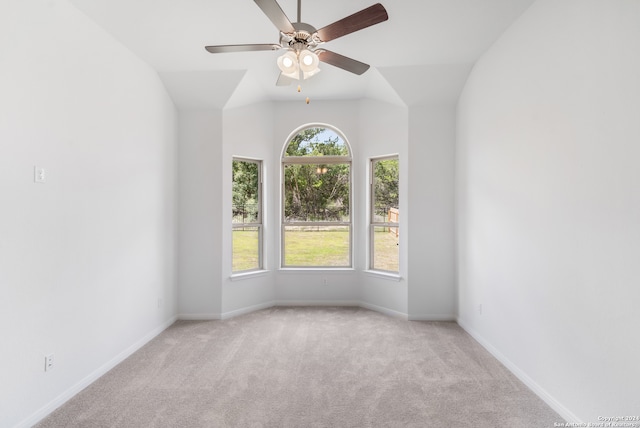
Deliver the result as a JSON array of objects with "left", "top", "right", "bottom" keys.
[
  {"left": 372, "top": 228, "right": 399, "bottom": 272},
  {"left": 284, "top": 228, "right": 350, "bottom": 267},
  {"left": 232, "top": 229, "right": 399, "bottom": 271},
  {"left": 232, "top": 229, "right": 259, "bottom": 272}
]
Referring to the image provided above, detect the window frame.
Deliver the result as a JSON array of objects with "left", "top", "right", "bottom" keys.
[
  {"left": 369, "top": 154, "right": 400, "bottom": 274},
  {"left": 232, "top": 157, "right": 264, "bottom": 274},
  {"left": 280, "top": 125, "right": 353, "bottom": 269}
]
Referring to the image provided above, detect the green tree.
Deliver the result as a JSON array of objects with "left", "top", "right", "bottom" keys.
[
  {"left": 374, "top": 159, "right": 399, "bottom": 210},
  {"left": 232, "top": 160, "right": 259, "bottom": 223},
  {"left": 284, "top": 128, "right": 350, "bottom": 222}
]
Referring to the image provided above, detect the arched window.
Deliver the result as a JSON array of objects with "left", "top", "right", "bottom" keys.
[{"left": 281, "top": 125, "right": 352, "bottom": 268}]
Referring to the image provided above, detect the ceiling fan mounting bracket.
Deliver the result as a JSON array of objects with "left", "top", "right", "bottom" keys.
[{"left": 280, "top": 22, "right": 321, "bottom": 53}]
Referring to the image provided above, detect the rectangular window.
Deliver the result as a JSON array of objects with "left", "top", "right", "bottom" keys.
[
  {"left": 370, "top": 156, "right": 399, "bottom": 273},
  {"left": 232, "top": 158, "right": 262, "bottom": 273},
  {"left": 282, "top": 161, "right": 352, "bottom": 268}
]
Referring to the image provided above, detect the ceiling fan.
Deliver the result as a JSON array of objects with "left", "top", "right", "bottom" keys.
[{"left": 205, "top": 0, "right": 388, "bottom": 85}]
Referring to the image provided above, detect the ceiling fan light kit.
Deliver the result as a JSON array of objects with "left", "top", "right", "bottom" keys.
[
  {"left": 277, "top": 49, "right": 320, "bottom": 80},
  {"left": 205, "top": 0, "right": 388, "bottom": 85}
]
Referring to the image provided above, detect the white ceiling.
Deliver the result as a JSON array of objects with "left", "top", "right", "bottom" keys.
[{"left": 69, "top": 0, "right": 536, "bottom": 108}]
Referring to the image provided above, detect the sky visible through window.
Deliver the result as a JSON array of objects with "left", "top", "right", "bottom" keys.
[{"left": 292, "top": 128, "right": 346, "bottom": 154}]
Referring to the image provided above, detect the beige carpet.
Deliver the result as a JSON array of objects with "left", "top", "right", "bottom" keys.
[{"left": 37, "top": 307, "right": 562, "bottom": 427}]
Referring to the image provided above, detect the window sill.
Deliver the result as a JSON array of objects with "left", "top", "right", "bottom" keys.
[
  {"left": 278, "top": 268, "right": 356, "bottom": 274},
  {"left": 229, "top": 270, "right": 270, "bottom": 281},
  {"left": 363, "top": 270, "right": 402, "bottom": 282}
]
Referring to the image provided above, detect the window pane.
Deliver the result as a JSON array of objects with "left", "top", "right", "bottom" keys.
[
  {"left": 373, "top": 158, "right": 399, "bottom": 222},
  {"left": 284, "top": 226, "right": 350, "bottom": 267},
  {"left": 232, "top": 160, "right": 259, "bottom": 224},
  {"left": 371, "top": 157, "right": 399, "bottom": 273},
  {"left": 285, "top": 128, "right": 349, "bottom": 157},
  {"left": 284, "top": 164, "right": 350, "bottom": 222},
  {"left": 233, "top": 227, "right": 260, "bottom": 272},
  {"left": 372, "top": 226, "right": 399, "bottom": 272},
  {"left": 232, "top": 158, "right": 261, "bottom": 273}
]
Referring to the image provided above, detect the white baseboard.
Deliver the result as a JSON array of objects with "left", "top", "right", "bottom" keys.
[
  {"left": 456, "top": 317, "right": 581, "bottom": 424},
  {"left": 408, "top": 314, "right": 457, "bottom": 321},
  {"left": 214, "top": 300, "right": 410, "bottom": 322},
  {"left": 221, "top": 301, "right": 275, "bottom": 320},
  {"left": 177, "top": 302, "right": 365, "bottom": 321},
  {"left": 17, "top": 316, "right": 177, "bottom": 428},
  {"left": 177, "top": 313, "right": 221, "bottom": 320},
  {"left": 178, "top": 301, "right": 411, "bottom": 322},
  {"left": 274, "top": 299, "right": 361, "bottom": 307},
  {"left": 359, "top": 301, "right": 408, "bottom": 320}
]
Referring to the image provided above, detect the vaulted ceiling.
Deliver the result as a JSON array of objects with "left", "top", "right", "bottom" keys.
[{"left": 69, "top": 0, "right": 536, "bottom": 109}]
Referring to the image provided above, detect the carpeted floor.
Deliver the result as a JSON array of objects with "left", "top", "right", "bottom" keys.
[{"left": 37, "top": 307, "right": 562, "bottom": 427}]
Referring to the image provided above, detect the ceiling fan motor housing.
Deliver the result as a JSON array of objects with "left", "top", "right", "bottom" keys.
[{"left": 281, "top": 22, "right": 320, "bottom": 52}]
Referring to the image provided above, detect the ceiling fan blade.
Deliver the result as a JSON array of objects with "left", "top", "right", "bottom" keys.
[
  {"left": 276, "top": 73, "right": 295, "bottom": 86},
  {"left": 254, "top": 0, "right": 295, "bottom": 34},
  {"left": 205, "top": 44, "right": 281, "bottom": 54},
  {"left": 316, "top": 3, "right": 388, "bottom": 43},
  {"left": 317, "top": 50, "right": 370, "bottom": 75}
]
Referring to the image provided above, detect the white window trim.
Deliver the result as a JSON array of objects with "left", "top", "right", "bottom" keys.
[
  {"left": 363, "top": 269, "right": 402, "bottom": 281},
  {"left": 229, "top": 269, "right": 269, "bottom": 281}
]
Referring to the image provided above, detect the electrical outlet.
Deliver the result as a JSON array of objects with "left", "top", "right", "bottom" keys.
[
  {"left": 322, "top": 277, "right": 328, "bottom": 286},
  {"left": 157, "top": 298, "right": 163, "bottom": 309},
  {"left": 478, "top": 304, "right": 483, "bottom": 315},
  {"left": 44, "top": 354, "right": 54, "bottom": 372},
  {"left": 34, "top": 166, "right": 46, "bottom": 183}
]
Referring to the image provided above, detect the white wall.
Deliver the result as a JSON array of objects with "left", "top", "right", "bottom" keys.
[
  {"left": 178, "top": 110, "right": 223, "bottom": 319},
  {"left": 408, "top": 105, "right": 457, "bottom": 320},
  {"left": 272, "top": 101, "right": 362, "bottom": 304},
  {"left": 221, "top": 102, "right": 276, "bottom": 317},
  {"left": 358, "top": 99, "right": 409, "bottom": 317},
  {"left": 0, "top": 1, "right": 178, "bottom": 427},
  {"left": 179, "top": 96, "right": 458, "bottom": 321},
  {"left": 457, "top": 0, "right": 640, "bottom": 422}
]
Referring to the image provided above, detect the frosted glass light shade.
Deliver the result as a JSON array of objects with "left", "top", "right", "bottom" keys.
[
  {"left": 303, "top": 68, "right": 321, "bottom": 80},
  {"left": 277, "top": 51, "right": 298, "bottom": 74},
  {"left": 299, "top": 49, "right": 319, "bottom": 73}
]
